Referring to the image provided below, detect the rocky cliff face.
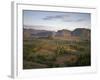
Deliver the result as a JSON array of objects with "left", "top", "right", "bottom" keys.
[
  {"left": 23, "top": 26, "right": 90, "bottom": 41},
  {"left": 71, "top": 28, "right": 91, "bottom": 40},
  {"left": 55, "top": 29, "right": 71, "bottom": 37}
]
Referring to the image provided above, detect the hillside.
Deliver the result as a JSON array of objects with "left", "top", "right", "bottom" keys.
[
  {"left": 23, "top": 26, "right": 90, "bottom": 41},
  {"left": 23, "top": 26, "right": 91, "bottom": 69}
]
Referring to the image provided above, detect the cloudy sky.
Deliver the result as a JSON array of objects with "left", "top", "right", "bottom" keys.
[{"left": 23, "top": 10, "right": 91, "bottom": 31}]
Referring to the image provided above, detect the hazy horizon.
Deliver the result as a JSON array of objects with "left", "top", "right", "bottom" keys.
[
  {"left": 23, "top": 10, "right": 91, "bottom": 31},
  {"left": 23, "top": 25, "right": 90, "bottom": 32}
]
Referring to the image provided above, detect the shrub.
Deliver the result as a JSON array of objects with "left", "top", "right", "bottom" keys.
[{"left": 77, "top": 53, "right": 91, "bottom": 66}]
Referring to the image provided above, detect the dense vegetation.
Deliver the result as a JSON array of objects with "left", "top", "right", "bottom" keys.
[{"left": 23, "top": 38, "right": 91, "bottom": 69}]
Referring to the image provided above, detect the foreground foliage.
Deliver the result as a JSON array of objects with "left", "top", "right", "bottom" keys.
[{"left": 23, "top": 38, "right": 91, "bottom": 69}]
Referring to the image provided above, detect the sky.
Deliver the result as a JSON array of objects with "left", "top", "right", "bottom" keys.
[{"left": 23, "top": 10, "right": 91, "bottom": 31}]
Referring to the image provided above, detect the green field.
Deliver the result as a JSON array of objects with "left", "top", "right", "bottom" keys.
[{"left": 23, "top": 38, "right": 91, "bottom": 69}]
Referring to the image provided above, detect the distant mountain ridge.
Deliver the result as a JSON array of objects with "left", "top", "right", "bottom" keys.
[{"left": 23, "top": 26, "right": 90, "bottom": 41}]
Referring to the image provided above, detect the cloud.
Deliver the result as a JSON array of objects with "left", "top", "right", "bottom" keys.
[
  {"left": 43, "top": 14, "right": 69, "bottom": 20},
  {"left": 43, "top": 14, "right": 85, "bottom": 22},
  {"left": 63, "top": 18, "right": 85, "bottom": 22}
]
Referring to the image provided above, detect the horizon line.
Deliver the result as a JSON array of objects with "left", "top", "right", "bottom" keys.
[{"left": 23, "top": 25, "right": 91, "bottom": 32}]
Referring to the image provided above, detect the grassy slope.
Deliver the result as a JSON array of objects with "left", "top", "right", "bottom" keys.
[{"left": 23, "top": 38, "right": 91, "bottom": 69}]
